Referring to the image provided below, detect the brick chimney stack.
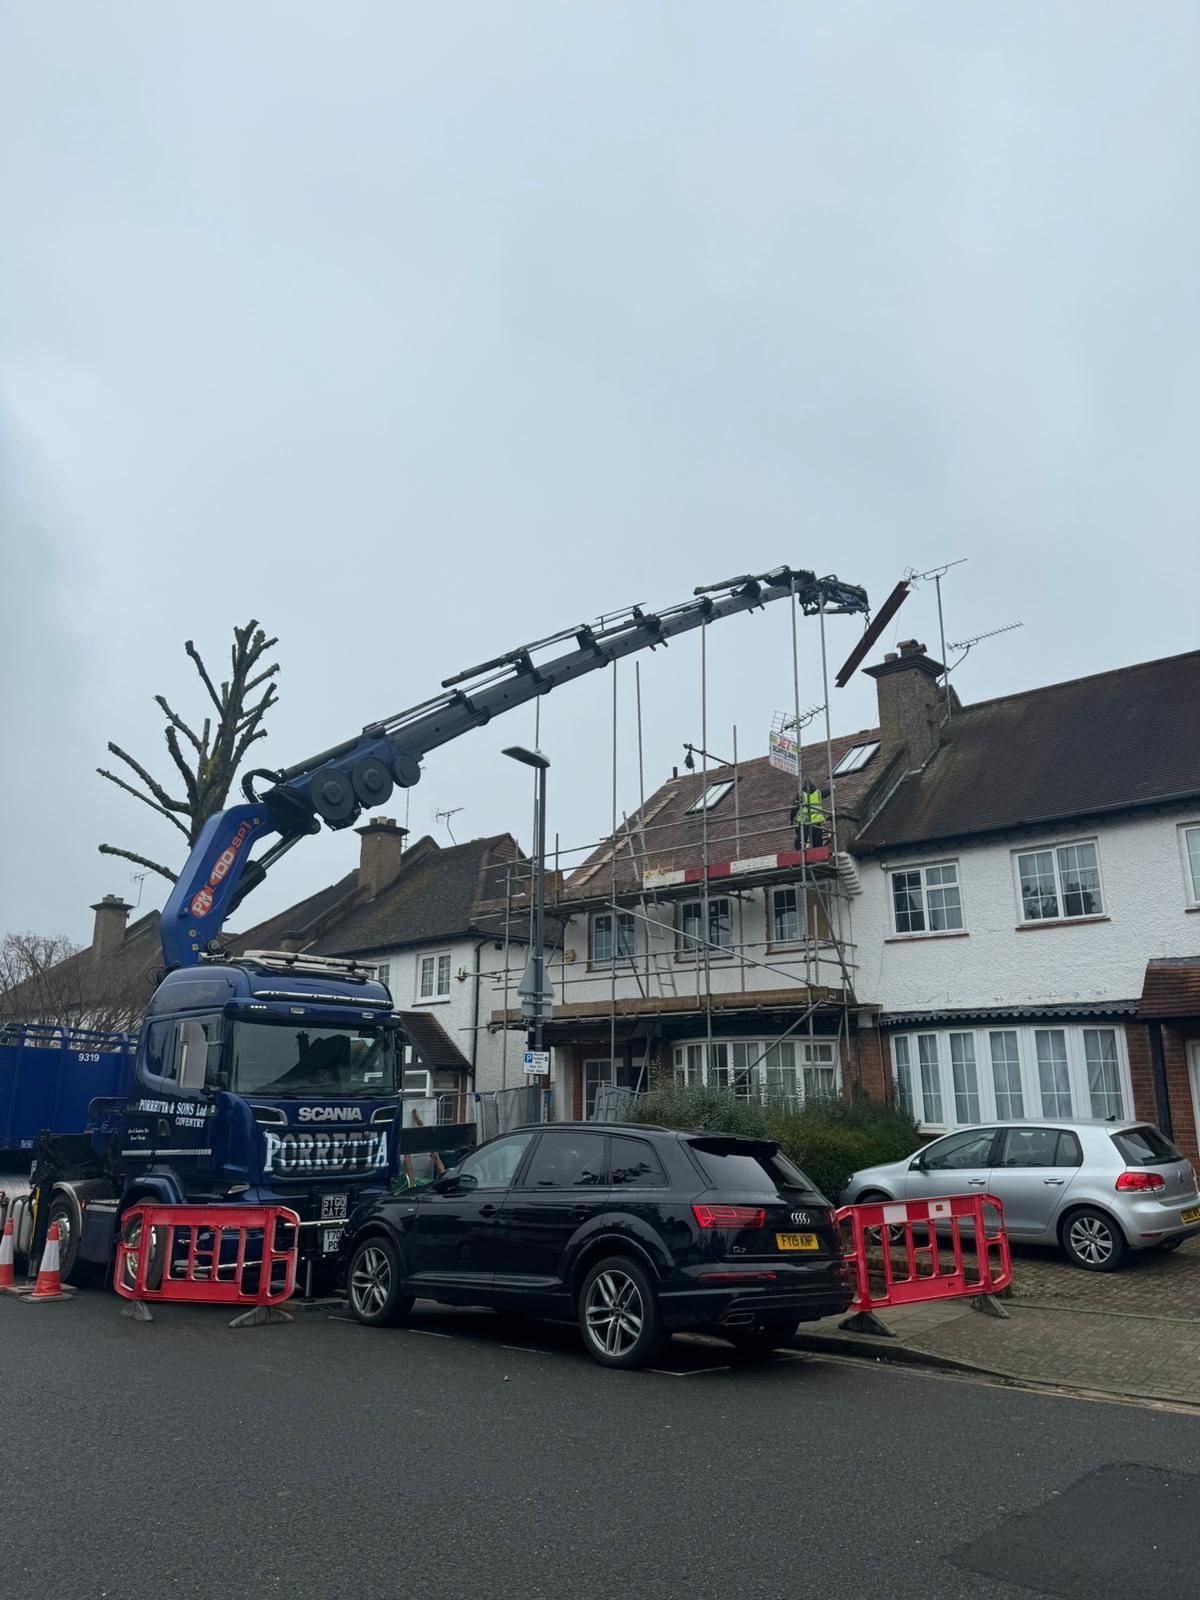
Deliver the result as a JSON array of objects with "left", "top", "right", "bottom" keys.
[
  {"left": 864, "top": 639, "right": 945, "bottom": 767},
  {"left": 356, "top": 818, "right": 408, "bottom": 900},
  {"left": 90, "top": 895, "right": 132, "bottom": 961}
]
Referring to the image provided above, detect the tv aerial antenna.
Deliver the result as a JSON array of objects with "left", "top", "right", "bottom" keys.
[
  {"left": 434, "top": 806, "right": 463, "bottom": 845},
  {"left": 904, "top": 559, "right": 967, "bottom": 718},
  {"left": 946, "top": 621, "right": 1024, "bottom": 671}
]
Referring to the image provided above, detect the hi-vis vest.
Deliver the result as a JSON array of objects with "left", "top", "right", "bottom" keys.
[{"left": 793, "top": 788, "right": 824, "bottom": 827}]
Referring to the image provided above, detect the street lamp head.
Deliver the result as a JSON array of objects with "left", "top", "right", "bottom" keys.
[{"left": 502, "top": 745, "right": 551, "bottom": 771}]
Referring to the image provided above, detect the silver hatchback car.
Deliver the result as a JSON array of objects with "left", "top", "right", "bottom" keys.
[{"left": 842, "top": 1120, "right": 1200, "bottom": 1271}]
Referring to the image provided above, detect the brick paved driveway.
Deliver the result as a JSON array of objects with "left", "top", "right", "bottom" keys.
[{"left": 1009, "top": 1233, "right": 1200, "bottom": 1317}]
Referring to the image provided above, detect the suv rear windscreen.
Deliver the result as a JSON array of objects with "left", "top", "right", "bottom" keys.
[
  {"left": 1111, "top": 1127, "right": 1184, "bottom": 1166},
  {"left": 688, "top": 1140, "right": 818, "bottom": 1196}
]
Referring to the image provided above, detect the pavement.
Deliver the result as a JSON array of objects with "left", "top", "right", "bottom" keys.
[
  {"left": 797, "top": 1235, "right": 1200, "bottom": 1405},
  {"left": 2, "top": 1288, "right": 1200, "bottom": 1600}
]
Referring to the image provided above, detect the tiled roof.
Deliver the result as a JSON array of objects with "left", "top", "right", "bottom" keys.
[
  {"left": 856, "top": 650, "right": 1200, "bottom": 853},
  {"left": 563, "top": 727, "right": 883, "bottom": 898},
  {"left": 1138, "top": 958, "right": 1200, "bottom": 1019},
  {"left": 879, "top": 1000, "right": 1139, "bottom": 1027},
  {"left": 304, "top": 834, "right": 528, "bottom": 956},
  {"left": 398, "top": 1009, "right": 472, "bottom": 1073}
]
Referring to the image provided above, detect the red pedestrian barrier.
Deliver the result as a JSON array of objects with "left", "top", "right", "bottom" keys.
[
  {"left": 835, "top": 1192, "right": 1011, "bottom": 1318},
  {"left": 113, "top": 1204, "right": 300, "bottom": 1322}
]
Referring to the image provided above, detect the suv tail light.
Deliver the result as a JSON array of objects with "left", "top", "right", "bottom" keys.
[
  {"left": 692, "top": 1204, "right": 766, "bottom": 1230},
  {"left": 1115, "top": 1171, "right": 1166, "bottom": 1191}
]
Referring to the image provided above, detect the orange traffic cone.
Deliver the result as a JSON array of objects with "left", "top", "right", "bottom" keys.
[
  {"left": 23, "top": 1220, "right": 70, "bottom": 1302},
  {"left": 0, "top": 1217, "right": 15, "bottom": 1291}
]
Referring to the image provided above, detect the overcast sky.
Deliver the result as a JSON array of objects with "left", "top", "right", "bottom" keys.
[{"left": 2, "top": 3, "right": 1197, "bottom": 946}]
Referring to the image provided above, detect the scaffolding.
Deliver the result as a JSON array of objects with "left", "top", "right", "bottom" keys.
[{"left": 481, "top": 586, "right": 868, "bottom": 1123}]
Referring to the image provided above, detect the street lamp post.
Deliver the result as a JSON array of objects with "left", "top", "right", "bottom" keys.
[{"left": 503, "top": 746, "right": 552, "bottom": 1118}]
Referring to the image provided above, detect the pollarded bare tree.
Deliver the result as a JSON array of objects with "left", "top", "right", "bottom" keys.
[{"left": 98, "top": 620, "right": 280, "bottom": 884}]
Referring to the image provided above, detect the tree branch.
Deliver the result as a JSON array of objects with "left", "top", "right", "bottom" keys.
[
  {"left": 106, "top": 742, "right": 189, "bottom": 814},
  {"left": 244, "top": 662, "right": 281, "bottom": 693},
  {"left": 231, "top": 723, "right": 270, "bottom": 770},
  {"left": 163, "top": 726, "right": 199, "bottom": 809},
  {"left": 99, "top": 844, "right": 178, "bottom": 883},
  {"left": 96, "top": 767, "right": 191, "bottom": 835},
  {"left": 154, "top": 694, "right": 203, "bottom": 755},
  {"left": 185, "top": 639, "right": 225, "bottom": 714}
]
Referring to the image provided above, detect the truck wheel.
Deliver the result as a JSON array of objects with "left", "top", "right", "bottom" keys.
[
  {"left": 118, "top": 1203, "right": 165, "bottom": 1294},
  {"left": 48, "top": 1195, "right": 83, "bottom": 1284}
]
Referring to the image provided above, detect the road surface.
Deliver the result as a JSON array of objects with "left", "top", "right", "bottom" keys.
[{"left": 3, "top": 1293, "right": 1198, "bottom": 1599}]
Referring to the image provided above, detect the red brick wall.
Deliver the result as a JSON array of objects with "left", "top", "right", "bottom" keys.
[
  {"left": 1124, "top": 1022, "right": 1199, "bottom": 1159},
  {"left": 1124, "top": 1024, "right": 1159, "bottom": 1125},
  {"left": 1164, "top": 1024, "right": 1199, "bottom": 1160},
  {"left": 854, "top": 1025, "right": 891, "bottom": 1104}
]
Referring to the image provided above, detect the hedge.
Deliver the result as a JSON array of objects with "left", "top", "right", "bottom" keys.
[{"left": 627, "top": 1085, "right": 921, "bottom": 1204}]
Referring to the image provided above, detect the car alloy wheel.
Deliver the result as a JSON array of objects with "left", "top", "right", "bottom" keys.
[
  {"left": 1068, "top": 1209, "right": 1126, "bottom": 1273},
  {"left": 350, "top": 1245, "right": 392, "bottom": 1317},
  {"left": 585, "top": 1268, "right": 644, "bottom": 1360}
]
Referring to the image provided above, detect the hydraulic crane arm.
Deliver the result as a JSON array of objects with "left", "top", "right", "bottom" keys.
[{"left": 159, "top": 565, "right": 869, "bottom": 967}]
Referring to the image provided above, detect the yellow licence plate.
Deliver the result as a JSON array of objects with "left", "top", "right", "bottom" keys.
[
  {"left": 1181, "top": 1206, "right": 1200, "bottom": 1225},
  {"left": 775, "top": 1232, "right": 819, "bottom": 1251}
]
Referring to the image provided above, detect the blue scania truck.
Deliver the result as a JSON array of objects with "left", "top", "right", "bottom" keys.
[{"left": 0, "top": 567, "right": 868, "bottom": 1291}]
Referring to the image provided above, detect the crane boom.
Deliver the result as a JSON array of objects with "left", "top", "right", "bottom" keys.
[{"left": 159, "top": 564, "right": 869, "bottom": 968}]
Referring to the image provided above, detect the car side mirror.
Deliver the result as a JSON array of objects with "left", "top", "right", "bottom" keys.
[
  {"left": 909, "top": 1155, "right": 925, "bottom": 1172},
  {"left": 432, "top": 1168, "right": 461, "bottom": 1193}
]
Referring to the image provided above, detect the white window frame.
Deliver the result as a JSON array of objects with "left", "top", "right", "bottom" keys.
[
  {"left": 676, "top": 896, "right": 733, "bottom": 958},
  {"left": 416, "top": 949, "right": 453, "bottom": 1002},
  {"left": 769, "top": 885, "right": 806, "bottom": 947},
  {"left": 1179, "top": 822, "right": 1200, "bottom": 908},
  {"left": 684, "top": 779, "right": 734, "bottom": 815},
  {"left": 889, "top": 860, "right": 964, "bottom": 936},
  {"left": 590, "top": 910, "right": 637, "bottom": 966},
  {"left": 889, "top": 1023, "right": 1133, "bottom": 1132},
  {"left": 403, "top": 1067, "right": 433, "bottom": 1098},
  {"left": 671, "top": 1037, "right": 840, "bottom": 1108},
  {"left": 1012, "top": 837, "right": 1105, "bottom": 924}
]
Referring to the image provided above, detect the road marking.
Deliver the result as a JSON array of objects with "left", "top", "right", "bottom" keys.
[
  {"left": 647, "top": 1365, "right": 732, "bottom": 1377},
  {"left": 500, "top": 1343, "right": 552, "bottom": 1355},
  {"left": 405, "top": 1327, "right": 455, "bottom": 1339}
]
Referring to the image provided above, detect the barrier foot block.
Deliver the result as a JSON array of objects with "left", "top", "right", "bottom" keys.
[
  {"left": 121, "top": 1300, "right": 155, "bottom": 1323},
  {"left": 838, "top": 1310, "right": 895, "bottom": 1338},
  {"left": 969, "top": 1293, "right": 1010, "bottom": 1320},
  {"left": 229, "top": 1305, "right": 293, "bottom": 1328}
]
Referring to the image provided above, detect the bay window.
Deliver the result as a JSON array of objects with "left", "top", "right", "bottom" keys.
[{"left": 890, "top": 1023, "right": 1131, "bottom": 1130}]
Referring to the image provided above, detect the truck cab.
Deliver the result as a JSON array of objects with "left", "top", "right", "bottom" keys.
[{"left": 97, "top": 950, "right": 404, "bottom": 1292}]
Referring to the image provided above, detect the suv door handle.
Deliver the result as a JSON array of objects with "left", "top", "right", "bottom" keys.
[
  {"left": 967, "top": 1178, "right": 987, "bottom": 1187},
  {"left": 478, "top": 1204, "right": 498, "bottom": 1218},
  {"left": 1042, "top": 1178, "right": 1065, "bottom": 1186},
  {"left": 569, "top": 1207, "right": 589, "bottom": 1223}
]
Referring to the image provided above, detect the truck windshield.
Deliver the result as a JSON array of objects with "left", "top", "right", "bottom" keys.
[{"left": 230, "top": 1022, "right": 399, "bottom": 1098}]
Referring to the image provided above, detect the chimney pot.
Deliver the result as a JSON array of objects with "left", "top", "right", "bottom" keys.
[
  {"left": 897, "top": 639, "right": 926, "bottom": 657},
  {"left": 90, "top": 894, "right": 133, "bottom": 961},
  {"left": 883, "top": 651, "right": 899, "bottom": 663}
]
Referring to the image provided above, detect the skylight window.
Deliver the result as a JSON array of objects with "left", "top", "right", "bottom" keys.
[
  {"left": 832, "top": 741, "right": 880, "bottom": 777},
  {"left": 685, "top": 779, "right": 734, "bottom": 815}
]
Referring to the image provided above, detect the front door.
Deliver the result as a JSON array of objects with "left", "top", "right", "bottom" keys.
[
  {"left": 988, "top": 1126, "right": 1084, "bottom": 1238},
  {"left": 1189, "top": 1043, "right": 1200, "bottom": 1156},
  {"left": 492, "top": 1129, "right": 610, "bottom": 1305},
  {"left": 408, "top": 1132, "right": 534, "bottom": 1293}
]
